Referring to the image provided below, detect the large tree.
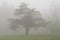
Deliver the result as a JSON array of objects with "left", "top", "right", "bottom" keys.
[{"left": 8, "top": 3, "right": 49, "bottom": 35}]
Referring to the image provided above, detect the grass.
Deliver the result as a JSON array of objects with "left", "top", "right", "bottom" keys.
[{"left": 0, "top": 34, "right": 60, "bottom": 40}]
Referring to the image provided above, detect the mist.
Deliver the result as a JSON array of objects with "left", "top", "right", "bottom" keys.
[{"left": 0, "top": 0, "right": 60, "bottom": 36}]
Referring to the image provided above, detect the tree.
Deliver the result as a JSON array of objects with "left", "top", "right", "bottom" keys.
[
  {"left": 49, "top": 0, "right": 60, "bottom": 33},
  {"left": 8, "top": 3, "right": 49, "bottom": 36}
]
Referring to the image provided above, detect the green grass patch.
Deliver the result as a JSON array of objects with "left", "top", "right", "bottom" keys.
[{"left": 0, "top": 34, "right": 60, "bottom": 40}]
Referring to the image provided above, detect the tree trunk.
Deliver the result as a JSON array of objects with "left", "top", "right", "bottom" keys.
[{"left": 25, "top": 26, "right": 30, "bottom": 36}]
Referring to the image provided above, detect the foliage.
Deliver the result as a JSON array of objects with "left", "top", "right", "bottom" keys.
[{"left": 8, "top": 3, "right": 49, "bottom": 35}]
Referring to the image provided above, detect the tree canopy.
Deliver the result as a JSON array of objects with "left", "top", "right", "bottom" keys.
[{"left": 8, "top": 3, "right": 49, "bottom": 35}]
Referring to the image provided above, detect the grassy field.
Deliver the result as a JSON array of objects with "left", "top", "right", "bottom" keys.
[{"left": 0, "top": 34, "right": 60, "bottom": 40}]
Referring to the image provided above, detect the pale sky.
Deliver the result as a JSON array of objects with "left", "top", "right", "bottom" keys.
[{"left": 0, "top": 0, "right": 52, "bottom": 10}]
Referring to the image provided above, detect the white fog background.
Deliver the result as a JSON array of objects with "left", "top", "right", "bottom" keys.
[{"left": 0, "top": 0, "right": 60, "bottom": 35}]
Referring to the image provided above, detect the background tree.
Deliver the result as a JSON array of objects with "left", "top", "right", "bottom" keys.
[
  {"left": 49, "top": 1, "right": 60, "bottom": 33},
  {"left": 8, "top": 3, "right": 49, "bottom": 36}
]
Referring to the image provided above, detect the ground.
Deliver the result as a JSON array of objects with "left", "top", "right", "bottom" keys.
[{"left": 0, "top": 34, "right": 60, "bottom": 40}]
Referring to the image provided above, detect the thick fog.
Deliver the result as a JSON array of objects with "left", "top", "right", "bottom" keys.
[{"left": 0, "top": 0, "right": 60, "bottom": 35}]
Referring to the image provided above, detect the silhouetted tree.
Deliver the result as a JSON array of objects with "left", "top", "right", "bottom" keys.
[{"left": 8, "top": 3, "right": 49, "bottom": 36}]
